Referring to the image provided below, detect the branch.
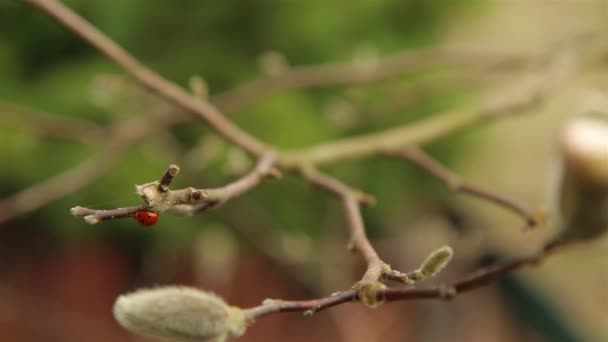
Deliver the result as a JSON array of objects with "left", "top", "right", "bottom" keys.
[
  {"left": 212, "top": 47, "right": 533, "bottom": 114},
  {"left": 70, "top": 155, "right": 279, "bottom": 223},
  {"left": 244, "top": 247, "right": 551, "bottom": 321},
  {"left": 22, "top": 0, "right": 269, "bottom": 158},
  {"left": 296, "top": 166, "right": 383, "bottom": 280},
  {"left": 70, "top": 205, "right": 144, "bottom": 224},
  {"left": 0, "top": 111, "right": 174, "bottom": 223},
  {"left": 0, "top": 100, "right": 108, "bottom": 145},
  {"left": 294, "top": 166, "right": 445, "bottom": 306},
  {"left": 382, "top": 146, "right": 544, "bottom": 228},
  {"left": 10, "top": 0, "right": 578, "bottom": 227},
  {"left": 157, "top": 164, "right": 180, "bottom": 193},
  {"left": 279, "top": 48, "right": 577, "bottom": 168}
]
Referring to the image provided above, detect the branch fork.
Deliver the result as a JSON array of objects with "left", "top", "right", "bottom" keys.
[{"left": 71, "top": 154, "right": 279, "bottom": 223}]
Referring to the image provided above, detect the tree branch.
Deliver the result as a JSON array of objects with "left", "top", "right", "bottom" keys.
[
  {"left": 0, "top": 111, "right": 174, "bottom": 223},
  {"left": 0, "top": 100, "right": 108, "bottom": 145},
  {"left": 212, "top": 47, "right": 533, "bottom": 114},
  {"left": 382, "top": 146, "right": 544, "bottom": 228},
  {"left": 22, "top": 0, "right": 269, "bottom": 158},
  {"left": 70, "top": 154, "right": 279, "bottom": 223},
  {"left": 279, "top": 48, "right": 577, "bottom": 168},
  {"left": 245, "top": 247, "right": 552, "bottom": 321}
]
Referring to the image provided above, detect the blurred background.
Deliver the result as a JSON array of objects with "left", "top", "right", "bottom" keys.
[{"left": 1, "top": 0, "right": 607, "bottom": 341}]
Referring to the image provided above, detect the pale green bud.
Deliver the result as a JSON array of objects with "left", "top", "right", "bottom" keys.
[
  {"left": 419, "top": 246, "right": 453, "bottom": 278},
  {"left": 113, "top": 286, "right": 247, "bottom": 342}
]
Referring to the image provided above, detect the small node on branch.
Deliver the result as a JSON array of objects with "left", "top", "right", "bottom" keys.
[
  {"left": 158, "top": 164, "right": 180, "bottom": 192},
  {"left": 264, "top": 167, "right": 283, "bottom": 180},
  {"left": 353, "top": 280, "right": 387, "bottom": 309},
  {"left": 549, "top": 113, "right": 608, "bottom": 247},
  {"left": 258, "top": 50, "right": 289, "bottom": 77},
  {"left": 189, "top": 75, "right": 209, "bottom": 100},
  {"left": 70, "top": 206, "right": 88, "bottom": 217},
  {"left": 382, "top": 264, "right": 415, "bottom": 285},
  {"left": 136, "top": 182, "right": 165, "bottom": 208},
  {"left": 191, "top": 189, "right": 208, "bottom": 201},
  {"left": 356, "top": 192, "right": 376, "bottom": 207},
  {"left": 261, "top": 298, "right": 282, "bottom": 306},
  {"left": 84, "top": 215, "right": 100, "bottom": 224},
  {"left": 438, "top": 285, "right": 457, "bottom": 301}
]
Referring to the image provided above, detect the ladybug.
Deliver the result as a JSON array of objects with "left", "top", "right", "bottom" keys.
[{"left": 135, "top": 210, "right": 159, "bottom": 227}]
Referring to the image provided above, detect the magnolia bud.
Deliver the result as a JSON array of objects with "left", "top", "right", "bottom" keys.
[
  {"left": 419, "top": 246, "right": 453, "bottom": 278},
  {"left": 113, "top": 286, "right": 247, "bottom": 342},
  {"left": 354, "top": 280, "right": 387, "bottom": 309},
  {"left": 550, "top": 114, "right": 608, "bottom": 247}
]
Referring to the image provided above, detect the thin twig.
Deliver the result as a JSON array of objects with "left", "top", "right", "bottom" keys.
[
  {"left": 342, "top": 197, "right": 385, "bottom": 282},
  {"left": 0, "top": 100, "right": 108, "bottom": 145},
  {"left": 22, "top": 0, "right": 269, "bottom": 158},
  {"left": 212, "top": 47, "right": 533, "bottom": 114},
  {"left": 70, "top": 205, "right": 144, "bottom": 224},
  {"left": 296, "top": 166, "right": 386, "bottom": 282},
  {"left": 279, "top": 48, "right": 577, "bottom": 168},
  {"left": 297, "top": 166, "right": 375, "bottom": 206},
  {"left": 16, "top": 3, "right": 595, "bottom": 340},
  {"left": 245, "top": 248, "right": 551, "bottom": 321},
  {"left": 0, "top": 111, "right": 174, "bottom": 223},
  {"left": 8, "top": 0, "right": 577, "bottom": 226},
  {"left": 70, "top": 155, "right": 279, "bottom": 222},
  {"left": 382, "top": 146, "right": 543, "bottom": 228},
  {"left": 158, "top": 164, "right": 180, "bottom": 193}
]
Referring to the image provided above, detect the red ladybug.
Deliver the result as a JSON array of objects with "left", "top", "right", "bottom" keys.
[{"left": 135, "top": 210, "right": 159, "bottom": 226}]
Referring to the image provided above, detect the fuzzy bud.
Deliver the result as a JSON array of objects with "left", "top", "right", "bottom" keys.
[
  {"left": 550, "top": 114, "right": 608, "bottom": 247},
  {"left": 113, "top": 286, "right": 247, "bottom": 342},
  {"left": 418, "top": 246, "right": 453, "bottom": 278},
  {"left": 354, "top": 280, "right": 386, "bottom": 308},
  {"left": 561, "top": 115, "right": 608, "bottom": 187}
]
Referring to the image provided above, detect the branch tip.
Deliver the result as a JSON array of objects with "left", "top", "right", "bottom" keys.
[
  {"left": 84, "top": 215, "right": 99, "bottom": 224},
  {"left": 70, "top": 206, "right": 83, "bottom": 217},
  {"left": 158, "top": 164, "right": 180, "bottom": 192},
  {"left": 418, "top": 246, "right": 453, "bottom": 278}
]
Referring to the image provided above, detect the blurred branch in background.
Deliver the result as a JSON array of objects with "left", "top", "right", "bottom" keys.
[
  {"left": 0, "top": 38, "right": 579, "bottom": 223},
  {"left": 382, "top": 146, "right": 543, "bottom": 228},
  {"left": 0, "top": 5, "right": 593, "bottom": 224},
  {"left": 0, "top": 101, "right": 108, "bottom": 145}
]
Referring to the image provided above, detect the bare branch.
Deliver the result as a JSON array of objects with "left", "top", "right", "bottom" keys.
[
  {"left": 23, "top": 0, "right": 269, "bottom": 157},
  {"left": 279, "top": 48, "right": 578, "bottom": 168},
  {"left": 5, "top": 0, "right": 579, "bottom": 225},
  {"left": 295, "top": 166, "right": 384, "bottom": 281},
  {"left": 342, "top": 197, "right": 384, "bottom": 282},
  {"left": 245, "top": 248, "right": 551, "bottom": 321},
  {"left": 212, "top": 47, "right": 533, "bottom": 114},
  {"left": 0, "top": 111, "right": 174, "bottom": 223},
  {"left": 298, "top": 166, "right": 375, "bottom": 206},
  {"left": 382, "top": 146, "right": 544, "bottom": 228},
  {"left": 70, "top": 155, "right": 279, "bottom": 223},
  {"left": 13, "top": 4, "right": 600, "bottom": 340},
  {"left": 70, "top": 205, "right": 144, "bottom": 224},
  {"left": 0, "top": 100, "right": 108, "bottom": 144}
]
